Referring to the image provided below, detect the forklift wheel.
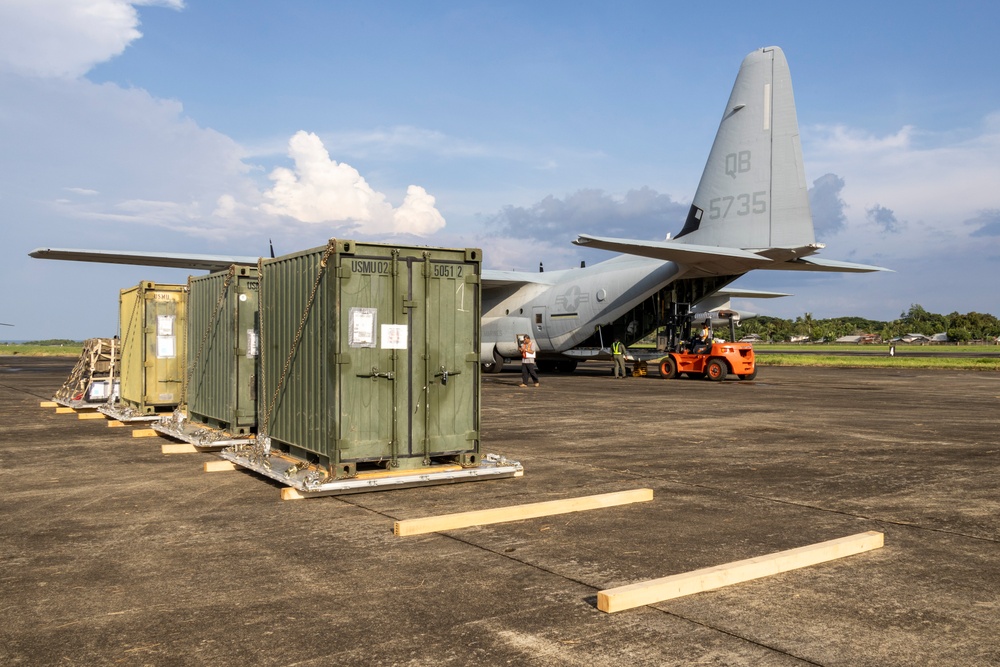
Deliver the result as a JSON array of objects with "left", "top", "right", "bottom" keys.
[
  {"left": 658, "top": 358, "right": 678, "bottom": 379},
  {"left": 705, "top": 359, "right": 727, "bottom": 381}
]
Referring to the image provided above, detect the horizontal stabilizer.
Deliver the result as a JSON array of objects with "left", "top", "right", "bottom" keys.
[
  {"left": 760, "top": 256, "right": 893, "bottom": 273},
  {"left": 573, "top": 234, "right": 770, "bottom": 270},
  {"left": 715, "top": 287, "right": 791, "bottom": 299},
  {"left": 29, "top": 248, "right": 258, "bottom": 272}
]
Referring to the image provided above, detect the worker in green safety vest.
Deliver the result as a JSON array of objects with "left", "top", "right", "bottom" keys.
[{"left": 612, "top": 338, "right": 628, "bottom": 379}]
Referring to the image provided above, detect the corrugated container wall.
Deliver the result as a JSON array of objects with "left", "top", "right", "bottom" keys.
[
  {"left": 259, "top": 240, "right": 481, "bottom": 478},
  {"left": 118, "top": 282, "right": 188, "bottom": 413},
  {"left": 186, "top": 266, "right": 259, "bottom": 434}
]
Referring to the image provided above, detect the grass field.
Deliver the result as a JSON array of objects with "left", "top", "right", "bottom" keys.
[
  {"left": 632, "top": 342, "right": 1000, "bottom": 372},
  {"left": 3, "top": 343, "right": 999, "bottom": 371},
  {"left": 0, "top": 344, "right": 84, "bottom": 357},
  {"left": 755, "top": 354, "right": 1000, "bottom": 371}
]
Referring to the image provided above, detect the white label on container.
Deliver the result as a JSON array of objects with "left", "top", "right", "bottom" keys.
[
  {"left": 349, "top": 307, "right": 377, "bottom": 348},
  {"left": 157, "top": 335, "right": 176, "bottom": 358},
  {"left": 381, "top": 324, "right": 408, "bottom": 349},
  {"left": 247, "top": 329, "right": 259, "bottom": 357},
  {"left": 157, "top": 315, "right": 174, "bottom": 336}
]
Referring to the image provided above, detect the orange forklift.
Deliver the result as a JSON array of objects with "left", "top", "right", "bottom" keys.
[{"left": 656, "top": 303, "right": 756, "bottom": 381}]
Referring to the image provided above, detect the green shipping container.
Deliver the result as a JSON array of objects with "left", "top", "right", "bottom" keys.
[
  {"left": 118, "top": 282, "right": 188, "bottom": 413},
  {"left": 259, "top": 239, "right": 481, "bottom": 478},
  {"left": 186, "top": 266, "right": 259, "bottom": 435}
]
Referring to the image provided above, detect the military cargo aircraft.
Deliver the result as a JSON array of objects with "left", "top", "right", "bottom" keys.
[{"left": 31, "top": 46, "right": 887, "bottom": 373}]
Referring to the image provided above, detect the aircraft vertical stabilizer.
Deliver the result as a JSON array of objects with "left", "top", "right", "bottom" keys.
[{"left": 676, "top": 46, "right": 814, "bottom": 250}]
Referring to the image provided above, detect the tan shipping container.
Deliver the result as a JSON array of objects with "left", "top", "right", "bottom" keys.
[{"left": 118, "top": 282, "right": 188, "bottom": 413}]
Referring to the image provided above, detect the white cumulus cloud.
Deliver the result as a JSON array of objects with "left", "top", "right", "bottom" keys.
[
  {"left": 0, "top": 0, "right": 183, "bottom": 79},
  {"left": 262, "top": 131, "right": 445, "bottom": 236}
]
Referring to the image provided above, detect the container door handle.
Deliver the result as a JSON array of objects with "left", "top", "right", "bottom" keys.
[
  {"left": 433, "top": 366, "right": 461, "bottom": 385},
  {"left": 357, "top": 367, "right": 395, "bottom": 381}
]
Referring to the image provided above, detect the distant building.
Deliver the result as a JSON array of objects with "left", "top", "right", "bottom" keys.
[
  {"left": 836, "top": 333, "right": 880, "bottom": 344},
  {"left": 899, "top": 333, "right": 932, "bottom": 344}
]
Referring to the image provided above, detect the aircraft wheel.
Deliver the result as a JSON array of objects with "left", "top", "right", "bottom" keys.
[
  {"left": 705, "top": 359, "right": 727, "bottom": 381},
  {"left": 482, "top": 348, "right": 504, "bottom": 374},
  {"left": 658, "top": 358, "right": 678, "bottom": 379},
  {"left": 738, "top": 367, "right": 758, "bottom": 380}
]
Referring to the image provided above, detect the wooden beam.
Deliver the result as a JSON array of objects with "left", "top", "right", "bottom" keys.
[
  {"left": 394, "top": 488, "right": 655, "bottom": 537},
  {"left": 55, "top": 407, "right": 75, "bottom": 414},
  {"left": 77, "top": 412, "right": 107, "bottom": 420},
  {"left": 107, "top": 420, "right": 126, "bottom": 428},
  {"left": 161, "top": 443, "right": 198, "bottom": 454},
  {"left": 204, "top": 460, "right": 237, "bottom": 473},
  {"left": 281, "top": 487, "right": 307, "bottom": 501},
  {"left": 131, "top": 428, "right": 159, "bottom": 438},
  {"left": 40, "top": 401, "right": 58, "bottom": 408},
  {"left": 597, "top": 530, "right": 884, "bottom": 613}
]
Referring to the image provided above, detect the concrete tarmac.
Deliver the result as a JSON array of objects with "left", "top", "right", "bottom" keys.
[{"left": 1, "top": 357, "right": 998, "bottom": 666}]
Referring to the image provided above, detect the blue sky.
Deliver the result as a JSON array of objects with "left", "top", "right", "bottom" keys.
[{"left": 2, "top": 1, "right": 999, "bottom": 339}]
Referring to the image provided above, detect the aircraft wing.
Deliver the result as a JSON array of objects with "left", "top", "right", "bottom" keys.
[
  {"left": 29, "top": 248, "right": 259, "bottom": 272},
  {"left": 481, "top": 269, "right": 558, "bottom": 289}
]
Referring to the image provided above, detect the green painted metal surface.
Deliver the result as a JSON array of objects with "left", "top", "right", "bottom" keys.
[
  {"left": 259, "top": 240, "right": 481, "bottom": 477},
  {"left": 186, "top": 266, "right": 259, "bottom": 434},
  {"left": 118, "top": 282, "right": 188, "bottom": 413}
]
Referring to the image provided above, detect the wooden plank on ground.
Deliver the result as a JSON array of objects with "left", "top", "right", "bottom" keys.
[
  {"left": 597, "top": 530, "right": 885, "bottom": 613},
  {"left": 107, "top": 420, "right": 126, "bottom": 428},
  {"left": 40, "top": 401, "right": 58, "bottom": 408},
  {"left": 394, "top": 488, "right": 655, "bottom": 537},
  {"left": 162, "top": 443, "right": 198, "bottom": 454},
  {"left": 131, "top": 428, "right": 159, "bottom": 438},
  {"left": 55, "top": 407, "right": 75, "bottom": 414},
  {"left": 78, "top": 412, "right": 107, "bottom": 420},
  {"left": 204, "top": 460, "right": 237, "bottom": 472}
]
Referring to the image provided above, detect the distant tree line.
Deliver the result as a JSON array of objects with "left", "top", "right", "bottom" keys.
[{"left": 737, "top": 305, "right": 1000, "bottom": 344}]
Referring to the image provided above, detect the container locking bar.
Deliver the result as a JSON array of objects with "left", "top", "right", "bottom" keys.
[{"left": 357, "top": 367, "right": 395, "bottom": 381}]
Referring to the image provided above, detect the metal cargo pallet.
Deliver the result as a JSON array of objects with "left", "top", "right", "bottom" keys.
[
  {"left": 151, "top": 411, "right": 254, "bottom": 450},
  {"left": 98, "top": 402, "right": 171, "bottom": 423},
  {"left": 53, "top": 397, "right": 107, "bottom": 410},
  {"left": 220, "top": 444, "right": 523, "bottom": 497}
]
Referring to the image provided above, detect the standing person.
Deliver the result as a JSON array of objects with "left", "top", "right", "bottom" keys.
[
  {"left": 612, "top": 338, "right": 628, "bottom": 379},
  {"left": 519, "top": 335, "right": 539, "bottom": 387}
]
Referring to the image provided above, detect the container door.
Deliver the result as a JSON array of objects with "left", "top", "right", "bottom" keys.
[
  {"left": 410, "top": 255, "right": 479, "bottom": 459},
  {"left": 235, "top": 278, "right": 258, "bottom": 429},
  {"left": 338, "top": 255, "right": 398, "bottom": 461},
  {"left": 144, "top": 287, "right": 185, "bottom": 407}
]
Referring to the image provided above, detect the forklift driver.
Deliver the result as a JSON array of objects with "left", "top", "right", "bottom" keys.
[{"left": 692, "top": 319, "right": 712, "bottom": 353}]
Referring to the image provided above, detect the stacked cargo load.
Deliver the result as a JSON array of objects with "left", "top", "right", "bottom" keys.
[
  {"left": 100, "top": 282, "right": 187, "bottom": 422},
  {"left": 223, "top": 239, "right": 521, "bottom": 495},
  {"left": 153, "top": 266, "right": 259, "bottom": 447},
  {"left": 52, "top": 337, "right": 119, "bottom": 408}
]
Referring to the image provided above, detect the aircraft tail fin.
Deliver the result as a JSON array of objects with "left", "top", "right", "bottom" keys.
[{"left": 675, "top": 46, "right": 814, "bottom": 251}]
